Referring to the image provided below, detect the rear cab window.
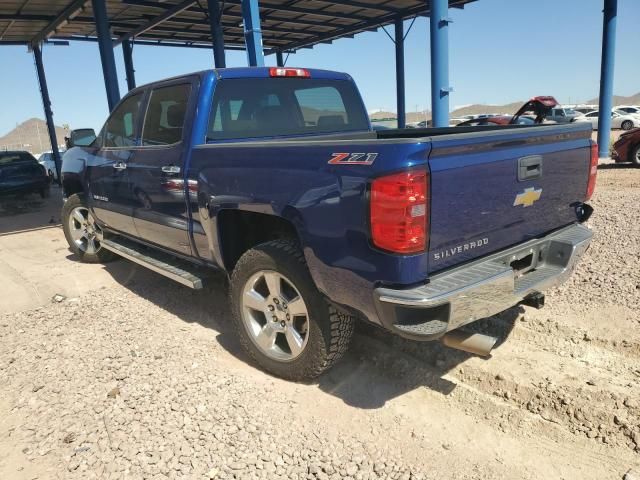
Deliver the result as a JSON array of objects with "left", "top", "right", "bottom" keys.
[{"left": 207, "top": 78, "right": 369, "bottom": 141}]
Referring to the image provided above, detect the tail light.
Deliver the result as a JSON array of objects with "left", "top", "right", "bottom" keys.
[
  {"left": 269, "top": 67, "right": 310, "bottom": 78},
  {"left": 586, "top": 142, "right": 598, "bottom": 200},
  {"left": 370, "top": 170, "right": 429, "bottom": 254}
]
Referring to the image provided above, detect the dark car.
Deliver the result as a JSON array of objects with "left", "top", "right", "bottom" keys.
[
  {"left": 612, "top": 128, "right": 640, "bottom": 166},
  {"left": 0, "top": 151, "right": 50, "bottom": 198},
  {"left": 456, "top": 115, "right": 536, "bottom": 127}
]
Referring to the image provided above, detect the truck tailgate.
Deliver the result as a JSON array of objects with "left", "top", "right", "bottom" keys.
[{"left": 427, "top": 123, "right": 592, "bottom": 273}]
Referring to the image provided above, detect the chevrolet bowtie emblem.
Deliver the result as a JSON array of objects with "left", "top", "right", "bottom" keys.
[{"left": 513, "top": 187, "right": 542, "bottom": 207}]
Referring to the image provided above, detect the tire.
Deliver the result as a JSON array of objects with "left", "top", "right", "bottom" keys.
[
  {"left": 621, "top": 120, "right": 633, "bottom": 131},
  {"left": 62, "top": 194, "right": 116, "bottom": 263},
  {"left": 629, "top": 143, "right": 640, "bottom": 167},
  {"left": 230, "top": 239, "right": 354, "bottom": 381}
]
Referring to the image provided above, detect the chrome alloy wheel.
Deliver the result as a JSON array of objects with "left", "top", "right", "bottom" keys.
[
  {"left": 68, "top": 206, "right": 103, "bottom": 254},
  {"left": 241, "top": 270, "right": 310, "bottom": 361}
]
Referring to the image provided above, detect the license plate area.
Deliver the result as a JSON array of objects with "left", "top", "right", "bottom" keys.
[{"left": 499, "top": 245, "right": 545, "bottom": 278}]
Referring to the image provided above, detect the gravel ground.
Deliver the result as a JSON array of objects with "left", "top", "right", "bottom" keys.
[{"left": 0, "top": 161, "right": 639, "bottom": 480}]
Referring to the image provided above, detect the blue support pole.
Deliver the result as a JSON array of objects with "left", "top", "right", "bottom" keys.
[
  {"left": 597, "top": 0, "right": 617, "bottom": 158},
  {"left": 276, "top": 50, "right": 284, "bottom": 67},
  {"left": 394, "top": 18, "right": 406, "bottom": 129},
  {"left": 122, "top": 39, "right": 136, "bottom": 90},
  {"left": 429, "top": 0, "right": 450, "bottom": 128},
  {"left": 207, "top": 0, "right": 226, "bottom": 68},
  {"left": 241, "top": 0, "right": 265, "bottom": 66},
  {"left": 92, "top": 0, "right": 120, "bottom": 111},
  {"left": 32, "top": 44, "right": 62, "bottom": 186}
]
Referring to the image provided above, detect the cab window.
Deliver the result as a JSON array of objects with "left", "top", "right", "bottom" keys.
[
  {"left": 102, "top": 93, "right": 143, "bottom": 148},
  {"left": 142, "top": 84, "right": 191, "bottom": 146}
]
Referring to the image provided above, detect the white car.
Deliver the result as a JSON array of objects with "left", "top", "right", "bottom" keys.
[
  {"left": 573, "top": 110, "right": 639, "bottom": 130},
  {"left": 616, "top": 105, "right": 640, "bottom": 117},
  {"left": 37, "top": 151, "right": 64, "bottom": 180}
]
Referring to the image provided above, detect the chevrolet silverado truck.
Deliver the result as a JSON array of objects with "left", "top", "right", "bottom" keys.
[{"left": 60, "top": 67, "right": 596, "bottom": 381}]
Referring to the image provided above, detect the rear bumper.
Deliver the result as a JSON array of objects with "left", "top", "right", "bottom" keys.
[{"left": 374, "top": 223, "right": 593, "bottom": 341}]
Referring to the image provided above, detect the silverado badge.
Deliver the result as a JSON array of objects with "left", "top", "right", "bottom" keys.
[{"left": 513, "top": 187, "right": 542, "bottom": 207}]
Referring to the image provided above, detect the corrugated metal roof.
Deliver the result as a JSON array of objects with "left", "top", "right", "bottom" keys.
[{"left": 0, "top": 0, "right": 476, "bottom": 51}]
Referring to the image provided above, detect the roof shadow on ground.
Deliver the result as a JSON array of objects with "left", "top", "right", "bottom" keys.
[
  {"left": 98, "top": 258, "right": 519, "bottom": 409},
  {"left": 0, "top": 185, "right": 61, "bottom": 236}
]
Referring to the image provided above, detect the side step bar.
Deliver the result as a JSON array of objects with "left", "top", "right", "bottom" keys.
[{"left": 101, "top": 238, "right": 205, "bottom": 289}]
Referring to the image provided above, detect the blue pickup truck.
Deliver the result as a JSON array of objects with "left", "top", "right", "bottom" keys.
[{"left": 61, "top": 67, "right": 596, "bottom": 380}]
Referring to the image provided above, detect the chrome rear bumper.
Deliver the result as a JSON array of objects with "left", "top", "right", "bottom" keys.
[{"left": 374, "top": 224, "right": 593, "bottom": 340}]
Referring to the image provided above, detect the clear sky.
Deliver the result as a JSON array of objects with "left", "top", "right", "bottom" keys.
[{"left": 1, "top": 0, "right": 639, "bottom": 135}]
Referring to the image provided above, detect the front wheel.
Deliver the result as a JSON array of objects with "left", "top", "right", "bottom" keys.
[
  {"left": 230, "top": 240, "right": 354, "bottom": 381},
  {"left": 62, "top": 194, "right": 116, "bottom": 263},
  {"left": 621, "top": 120, "right": 634, "bottom": 131},
  {"left": 631, "top": 144, "right": 640, "bottom": 166}
]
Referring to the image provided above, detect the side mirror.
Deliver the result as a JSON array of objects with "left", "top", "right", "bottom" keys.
[{"left": 67, "top": 128, "right": 97, "bottom": 148}]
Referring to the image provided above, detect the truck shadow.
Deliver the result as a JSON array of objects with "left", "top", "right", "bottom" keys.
[{"left": 100, "top": 259, "right": 519, "bottom": 410}]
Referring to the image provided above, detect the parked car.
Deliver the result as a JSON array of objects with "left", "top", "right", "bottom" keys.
[
  {"left": 615, "top": 105, "right": 640, "bottom": 116},
  {"left": 456, "top": 96, "right": 557, "bottom": 127},
  {"left": 546, "top": 107, "right": 580, "bottom": 123},
  {"left": 0, "top": 151, "right": 50, "bottom": 198},
  {"left": 61, "top": 67, "right": 595, "bottom": 381},
  {"left": 613, "top": 108, "right": 640, "bottom": 121},
  {"left": 611, "top": 127, "right": 640, "bottom": 166},
  {"left": 573, "top": 110, "right": 639, "bottom": 130},
  {"left": 37, "top": 150, "right": 65, "bottom": 181}
]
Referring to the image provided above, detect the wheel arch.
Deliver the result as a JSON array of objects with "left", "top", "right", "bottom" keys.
[{"left": 216, "top": 209, "right": 303, "bottom": 271}]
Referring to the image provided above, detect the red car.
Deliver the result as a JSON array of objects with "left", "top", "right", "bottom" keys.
[
  {"left": 612, "top": 128, "right": 640, "bottom": 165},
  {"left": 456, "top": 96, "right": 558, "bottom": 127}
]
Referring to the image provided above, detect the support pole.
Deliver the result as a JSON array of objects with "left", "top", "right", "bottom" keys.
[
  {"left": 429, "top": 0, "right": 450, "bottom": 128},
  {"left": 241, "top": 0, "right": 264, "bottom": 66},
  {"left": 597, "top": 0, "right": 617, "bottom": 158},
  {"left": 33, "top": 44, "right": 62, "bottom": 185},
  {"left": 394, "top": 18, "right": 406, "bottom": 129},
  {"left": 207, "top": 0, "right": 226, "bottom": 68},
  {"left": 276, "top": 50, "right": 284, "bottom": 67},
  {"left": 122, "top": 39, "right": 136, "bottom": 90},
  {"left": 92, "top": 0, "right": 120, "bottom": 111}
]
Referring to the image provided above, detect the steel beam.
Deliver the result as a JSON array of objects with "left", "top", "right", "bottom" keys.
[
  {"left": 597, "top": 0, "right": 617, "bottom": 158},
  {"left": 31, "top": 0, "right": 88, "bottom": 46},
  {"left": 241, "top": 0, "right": 264, "bottom": 66},
  {"left": 115, "top": 0, "right": 196, "bottom": 46},
  {"left": 275, "top": 50, "right": 284, "bottom": 67},
  {"left": 207, "top": 0, "right": 226, "bottom": 68},
  {"left": 32, "top": 44, "right": 62, "bottom": 185},
  {"left": 92, "top": 0, "right": 121, "bottom": 111},
  {"left": 429, "top": 0, "right": 450, "bottom": 128},
  {"left": 394, "top": 18, "right": 406, "bottom": 129},
  {"left": 122, "top": 39, "right": 136, "bottom": 90}
]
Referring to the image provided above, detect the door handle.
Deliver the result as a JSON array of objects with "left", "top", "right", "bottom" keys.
[
  {"left": 161, "top": 165, "right": 181, "bottom": 174},
  {"left": 113, "top": 161, "right": 127, "bottom": 170},
  {"left": 518, "top": 155, "right": 542, "bottom": 181}
]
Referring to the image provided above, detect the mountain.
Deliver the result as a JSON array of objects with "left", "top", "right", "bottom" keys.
[
  {"left": 450, "top": 102, "right": 524, "bottom": 118},
  {"left": 585, "top": 92, "right": 640, "bottom": 106},
  {"left": 0, "top": 118, "right": 68, "bottom": 155}
]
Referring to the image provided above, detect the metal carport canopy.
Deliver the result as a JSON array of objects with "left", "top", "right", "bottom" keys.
[{"left": 0, "top": 0, "right": 475, "bottom": 52}]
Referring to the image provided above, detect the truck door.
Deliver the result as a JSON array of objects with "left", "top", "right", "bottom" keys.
[
  {"left": 127, "top": 81, "right": 194, "bottom": 255},
  {"left": 89, "top": 91, "right": 143, "bottom": 237}
]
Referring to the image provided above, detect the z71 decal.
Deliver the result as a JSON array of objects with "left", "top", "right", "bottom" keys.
[{"left": 328, "top": 152, "right": 378, "bottom": 165}]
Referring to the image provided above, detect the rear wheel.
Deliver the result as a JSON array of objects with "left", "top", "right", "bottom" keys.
[
  {"left": 632, "top": 144, "right": 640, "bottom": 166},
  {"left": 621, "top": 120, "right": 634, "bottom": 131},
  {"left": 62, "top": 194, "right": 116, "bottom": 263},
  {"left": 230, "top": 240, "right": 354, "bottom": 381}
]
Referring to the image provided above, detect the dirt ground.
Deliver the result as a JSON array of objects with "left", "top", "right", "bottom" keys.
[{"left": 0, "top": 159, "right": 639, "bottom": 480}]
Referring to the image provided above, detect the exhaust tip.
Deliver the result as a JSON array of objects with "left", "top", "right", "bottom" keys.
[{"left": 442, "top": 330, "right": 498, "bottom": 357}]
